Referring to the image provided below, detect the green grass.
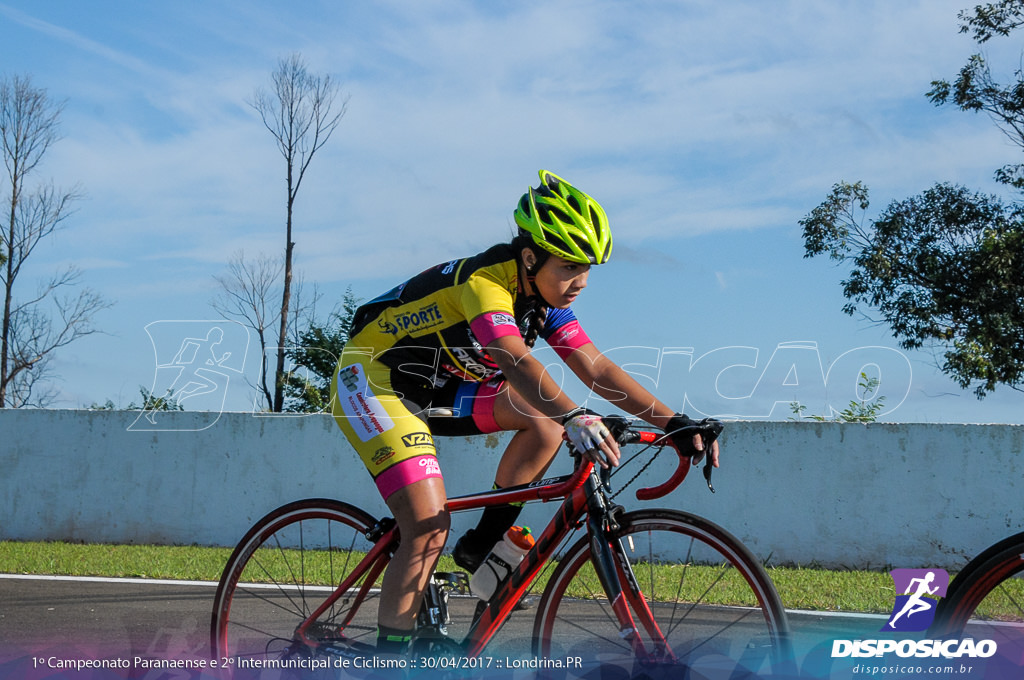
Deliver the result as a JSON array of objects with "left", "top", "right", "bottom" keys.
[
  {"left": 5, "top": 540, "right": 1020, "bottom": 622},
  {"left": 0, "top": 540, "right": 234, "bottom": 582},
  {"left": 0, "top": 539, "right": 901, "bottom": 614}
]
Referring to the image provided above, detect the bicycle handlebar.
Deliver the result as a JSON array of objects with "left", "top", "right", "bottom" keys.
[
  {"left": 641, "top": 419, "right": 723, "bottom": 499},
  {"left": 547, "top": 415, "right": 724, "bottom": 502}
]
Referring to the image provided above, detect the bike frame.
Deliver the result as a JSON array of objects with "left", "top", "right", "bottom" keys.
[{"left": 293, "top": 430, "right": 676, "bottom": 662}]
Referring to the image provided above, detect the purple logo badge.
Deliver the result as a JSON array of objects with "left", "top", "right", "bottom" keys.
[{"left": 882, "top": 568, "right": 949, "bottom": 632}]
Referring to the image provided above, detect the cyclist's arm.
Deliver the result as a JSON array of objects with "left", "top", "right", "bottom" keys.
[
  {"left": 564, "top": 341, "right": 720, "bottom": 467},
  {"left": 486, "top": 333, "right": 621, "bottom": 466},
  {"left": 564, "top": 341, "right": 675, "bottom": 427}
]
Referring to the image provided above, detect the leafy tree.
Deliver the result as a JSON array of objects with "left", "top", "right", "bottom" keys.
[
  {"left": 800, "top": 181, "right": 1023, "bottom": 397},
  {"left": 283, "top": 287, "right": 359, "bottom": 413},
  {"left": 800, "top": 3, "right": 1024, "bottom": 398},
  {"left": 89, "top": 386, "right": 185, "bottom": 411},
  {"left": 927, "top": 1, "right": 1024, "bottom": 190},
  {"left": 790, "top": 372, "right": 887, "bottom": 423},
  {"left": 249, "top": 53, "right": 348, "bottom": 412}
]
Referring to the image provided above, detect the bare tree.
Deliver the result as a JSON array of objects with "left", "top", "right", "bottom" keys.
[
  {"left": 212, "top": 251, "right": 281, "bottom": 411},
  {"left": 250, "top": 53, "right": 347, "bottom": 412},
  {"left": 1, "top": 74, "right": 110, "bottom": 407},
  {"left": 211, "top": 250, "right": 321, "bottom": 411}
]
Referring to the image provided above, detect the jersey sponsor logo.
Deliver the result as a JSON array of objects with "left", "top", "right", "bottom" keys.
[
  {"left": 336, "top": 364, "right": 396, "bottom": 442},
  {"left": 418, "top": 456, "right": 441, "bottom": 476},
  {"left": 441, "top": 259, "right": 459, "bottom": 275},
  {"left": 466, "top": 328, "right": 485, "bottom": 353},
  {"left": 338, "top": 365, "right": 361, "bottom": 392},
  {"left": 401, "top": 432, "right": 434, "bottom": 449},
  {"left": 451, "top": 346, "right": 501, "bottom": 380},
  {"left": 372, "top": 445, "right": 396, "bottom": 465},
  {"left": 550, "top": 325, "right": 580, "bottom": 344},
  {"left": 378, "top": 318, "right": 399, "bottom": 335},
  {"left": 488, "top": 312, "right": 516, "bottom": 327},
  {"left": 394, "top": 303, "right": 444, "bottom": 333}
]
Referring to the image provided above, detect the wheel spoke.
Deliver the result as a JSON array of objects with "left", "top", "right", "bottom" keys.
[
  {"left": 212, "top": 500, "right": 383, "bottom": 663},
  {"left": 533, "top": 509, "right": 790, "bottom": 675}
]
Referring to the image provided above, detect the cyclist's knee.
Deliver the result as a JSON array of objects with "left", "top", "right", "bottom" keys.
[
  {"left": 527, "top": 415, "right": 564, "bottom": 451},
  {"left": 402, "top": 512, "right": 450, "bottom": 557}
]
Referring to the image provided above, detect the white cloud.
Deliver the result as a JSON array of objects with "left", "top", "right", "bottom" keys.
[{"left": 4, "top": 0, "right": 1020, "bottom": 418}]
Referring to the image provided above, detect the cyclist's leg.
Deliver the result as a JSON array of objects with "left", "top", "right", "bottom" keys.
[
  {"left": 331, "top": 352, "right": 451, "bottom": 652},
  {"left": 379, "top": 476, "right": 451, "bottom": 633},
  {"left": 444, "top": 379, "right": 563, "bottom": 566},
  {"left": 429, "top": 376, "right": 564, "bottom": 485},
  {"left": 490, "top": 380, "right": 564, "bottom": 487}
]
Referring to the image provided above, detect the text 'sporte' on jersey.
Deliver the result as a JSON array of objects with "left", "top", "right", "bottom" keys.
[{"left": 348, "top": 244, "right": 592, "bottom": 384}]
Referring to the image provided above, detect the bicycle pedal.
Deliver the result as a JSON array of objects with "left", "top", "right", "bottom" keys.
[{"left": 433, "top": 571, "right": 470, "bottom": 595}]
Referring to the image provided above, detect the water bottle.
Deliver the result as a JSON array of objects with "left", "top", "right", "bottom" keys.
[{"left": 469, "top": 526, "right": 534, "bottom": 601}]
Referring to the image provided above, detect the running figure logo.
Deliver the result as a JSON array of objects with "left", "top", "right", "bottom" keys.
[
  {"left": 882, "top": 568, "right": 950, "bottom": 632},
  {"left": 129, "top": 321, "right": 250, "bottom": 431}
]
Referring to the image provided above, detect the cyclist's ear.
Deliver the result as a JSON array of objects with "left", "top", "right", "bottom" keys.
[{"left": 522, "top": 248, "right": 538, "bottom": 273}]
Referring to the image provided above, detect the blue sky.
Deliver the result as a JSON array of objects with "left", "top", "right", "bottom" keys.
[{"left": 2, "top": 0, "right": 1021, "bottom": 423}]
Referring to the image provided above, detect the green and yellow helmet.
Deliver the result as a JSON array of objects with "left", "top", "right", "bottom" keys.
[{"left": 513, "top": 170, "right": 612, "bottom": 265}]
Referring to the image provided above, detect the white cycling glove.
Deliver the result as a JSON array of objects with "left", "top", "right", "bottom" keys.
[{"left": 562, "top": 408, "right": 612, "bottom": 459}]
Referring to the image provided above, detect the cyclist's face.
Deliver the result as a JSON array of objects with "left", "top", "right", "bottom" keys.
[{"left": 531, "top": 254, "right": 590, "bottom": 308}]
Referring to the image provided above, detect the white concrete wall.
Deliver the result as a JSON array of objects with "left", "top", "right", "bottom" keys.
[{"left": 1, "top": 410, "right": 1021, "bottom": 570}]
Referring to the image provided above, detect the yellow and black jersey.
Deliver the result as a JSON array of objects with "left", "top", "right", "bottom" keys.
[{"left": 347, "top": 243, "right": 592, "bottom": 385}]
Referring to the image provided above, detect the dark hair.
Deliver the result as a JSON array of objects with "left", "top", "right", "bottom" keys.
[{"left": 512, "top": 230, "right": 550, "bottom": 274}]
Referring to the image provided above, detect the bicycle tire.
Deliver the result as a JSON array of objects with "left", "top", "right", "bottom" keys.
[
  {"left": 931, "top": 531, "right": 1024, "bottom": 638},
  {"left": 210, "top": 498, "right": 387, "bottom": 664},
  {"left": 532, "top": 508, "right": 791, "bottom": 677}
]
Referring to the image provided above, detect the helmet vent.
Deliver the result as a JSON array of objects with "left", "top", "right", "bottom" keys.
[
  {"left": 570, "top": 233, "right": 596, "bottom": 262},
  {"left": 548, "top": 206, "right": 572, "bottom": 225},
  {"left": 519, "top": 195, "right": 532, "bottom": 217}
]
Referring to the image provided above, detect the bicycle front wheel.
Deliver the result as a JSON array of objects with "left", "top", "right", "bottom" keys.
[
  {"left": 533, "top": 509, "right": 791, "bottom": 678},
  {"left": 210, "top": 498, "right": 388, "bottom": 664},
  {"left": 932, "top": 531, "right": 1024, "bottom": 640}
]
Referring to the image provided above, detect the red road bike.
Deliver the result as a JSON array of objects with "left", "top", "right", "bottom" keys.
[{"left": 211, "top": 416, "right": 791, "bottom": 677}]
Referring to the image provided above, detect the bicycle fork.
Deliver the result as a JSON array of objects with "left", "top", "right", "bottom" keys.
[{"left": 585, "top": 477, "right": 677, "bottom": 665}]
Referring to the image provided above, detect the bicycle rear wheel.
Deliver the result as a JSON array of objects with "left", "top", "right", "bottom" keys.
[
  {"left": 210, "top": 498, "right": 389, "bottom": 664},
  {"left": 533, "top": 509, "right": 791, "bottom": 678},
  {"left": 932, "top": 531, "right": 1024, "bottom": 640}
]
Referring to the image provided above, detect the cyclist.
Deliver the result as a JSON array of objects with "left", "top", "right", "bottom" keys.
[{"left": 330, "top": 169, "right": 720, "bottom": 655}]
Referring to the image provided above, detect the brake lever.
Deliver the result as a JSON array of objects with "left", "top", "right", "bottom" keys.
[
  {"left": 697, "top": 419, "right": 722, "bottom": 494},
  {"left": 703, "top": 458, "right": 715, "bottom": 493}
]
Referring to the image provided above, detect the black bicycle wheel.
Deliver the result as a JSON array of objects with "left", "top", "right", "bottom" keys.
[
  {"left": 932, "top": 531, "right": 1024, "bottom": 640},
  {"left": 532, "top": 508, "right": 791, "bottom": 678},
  {"left": 210, "top": 498, "right": 388, "bottom": 665}
]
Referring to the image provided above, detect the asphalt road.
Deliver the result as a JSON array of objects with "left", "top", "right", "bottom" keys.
[{"left": 0, "top": 574, "right": 886, "bottom": 678}]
